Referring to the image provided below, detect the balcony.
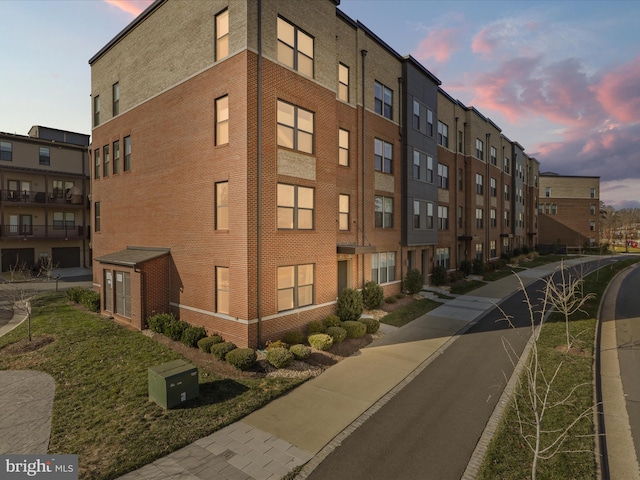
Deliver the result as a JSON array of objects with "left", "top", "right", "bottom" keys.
[
  {"left": 0, "top": 224, "right": 89, "bottom": 240},
  {"left": 2, "top": 189, "right": 87, "bottom": 207}
]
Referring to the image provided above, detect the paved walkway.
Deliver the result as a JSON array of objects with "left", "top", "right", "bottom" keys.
[{"left": 0, "top": 259, "right": 635, "bottom": 479}]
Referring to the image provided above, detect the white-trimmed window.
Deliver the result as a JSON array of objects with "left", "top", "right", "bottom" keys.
[
  {"left": 375, "top": 195, "right": 393, "bottom": 228},
  {"left": 216, "top": 267, "right": 229, "bottom": 314},
  {"left": 490, "top": 146, "right": 497, "bottom": 165},
  {"left": 438, "top": 205, "right": 449, "bottom": 230},
  {"left": 436, "top": 248, "right": 450, "bottom": 269},
  {"left": 427, "top": 109, "right": 434, "bottom": 136},
  {"left": 339, "top": 194, "right": 349, "bottom": 231},
  {"left": 476, "top": 173, "right": 483, "bottom": 194},
  {"left": 216, "top": 95, "right": 229, "bottom": 145},
  {"left": 339, "top": 128, "right": 349, "bottom": 166},
  {"left": 476, "top": 208, "right": 483, "bottom": 228},
  {"left": 490, "top": 240, "right": 496, "bottom": 258},
  {"left": 277, "top": 183, "right": 314, "bottom": 230},
  {"left": 278, "top": 264, "right": 314, "bottom": 311},
  {"left": 490, "top": 177, "right": 496, "bottom": 197},
  {"left": 590, "top": 204, "right": 596, "bottom": 215},
  {"left": 490, "top": 208, "right": 497, "bottom": 227},
  {"left": 277, "top": 100, "right": 314, "bottom": 154},
  {"left": 504, "top": 156, "right": 510, "bottom": 174},
  {"left": 504, "top": 210, "right": 510, "bottom": 227},
  {"left": 476, "top": 138, "right": 484, "bottom": 160},
  {"left": 371, "top": 252, "right": 396, "bottom": 284},
  {"left": 476, "top": 243, "right": 483, "bottom": 261},
  {"left": 504, "top": 184, "right": 510, "bottom": 201},
  {"left": 338, "top": 63, "right": 349, "bottom": 101},
  {"left": 374, "top": 81, "right": 393, "bottom": 119},
  {"left": 375, "top": 138, "right": 393, "bottom": 173},
  {"left": 215, "top": 9, "right": 229, "bottom": 60},
  {"left": 438, "top": 164, "right": 449, "bottom": 189},
  {"left": 278, "top": 17, "right": 313, "bottom": 77},
  {"left": 216, "top": 181, "right": 228, "bottom": 230},
  {"left": 437, "top": 121, "right": 448, "bottom": 148}
]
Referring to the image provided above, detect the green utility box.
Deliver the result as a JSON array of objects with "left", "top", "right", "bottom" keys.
[{"left": 148, "top": 359, "right": 199, "bottom": 409}]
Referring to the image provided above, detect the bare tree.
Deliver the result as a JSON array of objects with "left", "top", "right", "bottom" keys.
[
  {"left": 3, "top": 260, "right": 38, "bottom": 341},
  {"left": 502, "top": 268, "right": 595, "bottom": 480}
]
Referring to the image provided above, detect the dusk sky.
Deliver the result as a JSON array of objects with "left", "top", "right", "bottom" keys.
[{"left": 1, "top": 0, "right": 639, "bottom": 208}]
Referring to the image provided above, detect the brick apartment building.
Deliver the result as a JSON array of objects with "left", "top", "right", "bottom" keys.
[
  {"left": 0, "top": 126, "right": 90, "bottom": 272},
  {"left": 89, "top": 0, "right": 539, "bottom": 347},
  {"left": 538, "top": 173, "right": 600, "bottom": 248}
]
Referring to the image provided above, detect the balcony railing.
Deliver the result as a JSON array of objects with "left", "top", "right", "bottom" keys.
[
  {"left": 2, "top": 189, "right": 86, "bottom": 206},
  {"left": 0, "top": 225, "right": 89, "bottom": 240}
]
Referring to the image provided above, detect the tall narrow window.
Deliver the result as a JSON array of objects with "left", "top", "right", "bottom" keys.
[
  {"left": 124, "top": 135, "right": 131, "bottom": 171},
  {"left": 490, "top": 209, "right": 497, "bottom": 227},
  {"left": 413, "top": 100, "right": 420, "bottom": 129},
  {"left": 216, "top": 267, "right": 229, "bottom": 314},
  {"left": 427, "top": 156, "right": 434, "bottom": 183},
  {"left": 339, "top": 194, "right": 349, "bottom": 231},
  {"left": 590, "top": 187, "right": 596, "bottom": 198},
  {"left": 103, "top": 145, "right": 110, "bottom": 177},
  {"left": 458, "top": 206, "right": 463, "bottom": 228},
  {"left": 39, "top": 147, "right": 50, "bottom": 166},
  {"left": 504, "top": 210, "right": 510, "bottom": 227},
  {"left": 490, "top": 146, "right": 497, "bottom": 165},
  {"left": 277, "top": 100, "right": 314, "bottom": 154},
  {"left": 437, "top": 121, "right": 448, "bottom": 147},
  {"left": 427, "top": 109, "right": 433, "bottom": 136},
  {"left": 374, "top": 138, "right": 393, "bottom": 173},
  {"left": 476, "top": 208, "right": 483, "bottom": 228},
  {"left": 216, "top": 95, "right": 229, "bottom": 145},
  {"left": 374, "top": 81, "right": 393, "bottom": 119},
  {"left": 278, "top": 264, "right": 314, "bottom": 311},
  {"left": 476, "top": 243, "right": 483, "bottom": 261},
  {"left": 427, "top": 202, "right": 434, "bottom": 229},
  {"left": 490, "top": 177, "right": 496, "bottom": 196},
  {"left": 458, "top": 130, "right": 463, "bottom": 152},
  {"left": 338, "top": 63, "right": 349, "bottom": 101},
  {"left": 505, "top": 184, "right": 510, "bottom": 201},
  {"left": 590, "top": 204, "right": 596, "bottom": 215},
  {"left": 371, "top": 252, "right": 396, "bottom": 284},
  {"left": 545, "top": 186, "right": 550, "bottom": 197},
  {"left": 0, "top": 141, "right": 12, "bottom": 161},
  {"left": 413, "top": 201, "right": 421, "bottom": 229},
  {"left": 112, "top": 82, "right": 119, "bottom": 116},
  {"left": 476, "top": 138, "right": 484, "bottom": 160},
  {"left": 215, "top": 9, "right": 229, "bottom": 61},
  {"left": 375, "top": 196, "right": 393, "bottom": 228},
  {"left": 94, "top": 148, "right": 100, "bottom": 179},
  {"left": 113, "top": 140, "right": 120, "bottom": 174},
  {"left": 94, "top": 202, "right": 101, "bottom": 232},
  {"left": 438, "top": 164, "right": 449, "bottom": 189},
  {"left": 476, "top": 173, "right": 483, "bottom": 194},
  {"left": 93, "top": 95, "right": 100, "bottom": 127},
  {"left": 338, "top": 129, "right": 349, "bottom": 166},
  {"left": 504, "top": 156, "right": 510, "bottom": 174},
  {"left": 216, "top": 181, "right": 229, "bottom": 230},
  {"left": 277, "top": 17, "right": 313, "bottom": 77},
  {"left": 438, "top": 205, "right": 449, "bottom": 230},
  {"left": 277, "top": 184, "right": 314, "bottom": 230}
]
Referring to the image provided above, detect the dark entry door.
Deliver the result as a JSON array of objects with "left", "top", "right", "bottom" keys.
[
  {"left": 337, "top": 260, "right": 348, "bottom": 294},
  {"left": 1, "top": 248, "right": 35, "bottom": 271}
]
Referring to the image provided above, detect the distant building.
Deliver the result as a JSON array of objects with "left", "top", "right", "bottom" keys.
[
  {"left": 0, "top": 126, "right": 90, "bottom": 271},
  {"left": 538, "top": 173, "right": 600, "bottom": 248}
]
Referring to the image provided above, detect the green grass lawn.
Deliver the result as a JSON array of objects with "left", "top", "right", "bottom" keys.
[
  {"left": 0, "top": 293, "right": 303, "bottom": 480},
  {"left": 477, "top": 258, "right": 640, "bottom": 479},
  {"left": 380, "top": 297, "right": 441, "bottom": 327}
]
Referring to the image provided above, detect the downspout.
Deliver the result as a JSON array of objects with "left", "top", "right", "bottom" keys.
[
  {"left": 360, "top": 49, "right": 367, "bottom": 288},
  {"left": 256, "top": 0, "right": 263, "bottom": 348},
  {"left": 454, "top": 116, "right": 459, "bottom": 267},
  {"left": 486, "top": 132, "right": 490, "bottom": 262},
  {"left": 397, "top": 76, "right": 403, "bottom": 286}
]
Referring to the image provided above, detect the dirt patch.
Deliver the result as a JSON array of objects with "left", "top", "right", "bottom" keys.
[
  {"left": 1, "top": 335, "right": 56, "bottom": 355},
  {"left": 554, "top": 344, "right": 590, "bottom": 357}
]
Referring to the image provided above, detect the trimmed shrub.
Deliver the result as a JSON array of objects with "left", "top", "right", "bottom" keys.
[
  {"left": 290, "top": 344, "right": 312, "bottom": 360},
  {"left": 211, "top": 341, "right": 237, "bottom": 361},
  {"left": 307, "top": 319, "right": 325, "bottom": 336},
  {"left": 164, "top": 319, "right": 189, "bottom": 341},
  {"left": 403, "top": 269, "right": 423, "bottom": 295},
  {"left": 147, "top": 313, "right": 175, "bottom": 333},
  {"left": 342, "top": 320, "right": 367, "bottom": 339},
  {"left": 265, "top": 339, "right": 288, "bottom": 350},
  {"left": 197, "top": 335, "right": 223, "bottom": 353},
  {"left": 80, "top": 290, "right": 100, "bottom": 312},
  {"left": 308, "top": 333, "right": 333, "bottom": 351},
  {"left": 362, "top": 281, "right": 384, "bottom": 310},
  {"left": 326, "top": 326, "right": 347, "bottom": 343},
  {"left": 181, "top": 326, "right": 207, "bottom": 348},
  {"left": 385, "top": 296, "right": 397, "bottom": 304},
  {"left": 265, "top": 347, "right": 294, "bottom": 369},
  {"left": 336, "top": 288, "right": 363, "bottom": 322},
  {"left": 225, "top": 348, "right": 257, "bottom": 371},
  {"left": 522, "top": 245, "right": 530, "bottom": 255},
  {"left": 500, "top": 252, "right": 511, "bottom": 262},
  {"left": 472, "top": 258, "right": 485, "bottom": 275},
  {"left": 283, "top": 330, "right": 305, "bottom": 346},
  {"left": 460, "top": 260, "right": 472, "bottom": 276},
  {"left": 431, "top": 265, "right": 447, "bottom": 286},
  {"left": 512, "top": 247, "right": 522, "bottom": 257},
  {"left": 66, "top": 286, "right": 86, "bottom": 303},
  {"left": 359, "top": 317, "right": 380, "bottom": 334},
  {"left": 322, "top": 314, "right": 341, "bottom": 329}
]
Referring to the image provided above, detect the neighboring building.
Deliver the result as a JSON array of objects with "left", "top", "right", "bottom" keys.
[
  {"left": 538, "top": 173, "right": 600, "bottom": 247},
  {"left": 89, "top": 0, "right": 538, "bottom": 347},
  {"left": 0, "top": 126, "right": 90, "bottom": 272}
]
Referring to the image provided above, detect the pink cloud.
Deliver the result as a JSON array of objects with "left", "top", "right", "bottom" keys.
[
  {"left": 413, "top": 28, "right": 461, "bottom": 63},
  {"left": 595, "top": 55, "right": 640, "bottom": 123},
  {"left": 104, "top": 0, "right": 153, "bottom": 16},
  {"left": 471, "top": 27, "right": 498, "bottom": 55}
]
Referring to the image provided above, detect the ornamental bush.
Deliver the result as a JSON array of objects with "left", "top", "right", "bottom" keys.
[
  {"left": 80, "top": 290, "right": 100, "bottom": 312},
  {"left": 164, "top": 318, "right": 190, "bottom": 341},
  {"left": 431, "top": 265, "right": 447, "bottom": 286},
  {"left": 211, "top": 341, "right": 237, "bottom": 361},
  {"left": 66, "top": 286, "right": 86, "bottom": 303},
  {"left": 181, "top": 326, "right": 207, "bottom": 348},
  {"left": 460, "top": 259, "right": 472, "bottom": 276},
  {"left": 362, "top": 281, "right": 384, "bottom": 310},
  {"left": 265, "top": 347, "right": 294, "bottom": 369},
  {"left": 197, "top": 335, "right": 223, "bottom": 353},
  {"left": 472, "top": 258, "right": 485, "bottom": 275},
  {"left": 308, "top": 333, "right": 333, "bottom": 351},
  {"left": 326, "top": 326, "right": 347, "bottom": 343},
  {"left": 403, "top": 269, "right": 423, "bottom": 295},
  {"left": 282, "top": 330, "right": 305, "bottom": 346},
  {"left": 225, "top": 348, "right": 257, "bottom": 371},
  {"left": 265, "top": 339, "right": 288, "bottom": 350},
  {"left": 336, "top": 288, "right": 363, "bottom": 322},
  {"left": 342, "top": 320, "right": 367, "bottom": 339},
  {"left": 307, "top": 319, "right": 325, "bottom": 336},
  {"left": 322, "top": 314, "right": 341, "bottom": 329},
  {"left": 290, "top": 344, "right": 312, "bottom": 360},
  {"left": 147, "top": 313, "right": 175, "bottom": 333},
  {"left": 359, "top": 317, "right": 380, "bottom": 334}
]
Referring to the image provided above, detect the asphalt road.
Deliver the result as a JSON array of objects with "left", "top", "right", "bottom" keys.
[
  {"left": 307, "top": 260, "right": 613, "bottom": 480},
  {"left": 614, "top": 263, "right": 640, "bottom": 466}
]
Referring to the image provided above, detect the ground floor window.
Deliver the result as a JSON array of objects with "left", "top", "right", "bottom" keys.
[
  {"left": 372, "top": 251, "right": 396, "bottom": 284},
  {"left": 277, "top": 264, "right": 314, "bottom": 312},
  {"left": 490, "top": 240, "right": 496, "bottom": 258},
  {"left": 216, "top": 267, "right": 229, "bottom": 314},
  {"left": 475, "top": 243, "right": 483, "bottom": 261},
  {"left": 436, "top": 248, "right": 450, "bottom": 269}
]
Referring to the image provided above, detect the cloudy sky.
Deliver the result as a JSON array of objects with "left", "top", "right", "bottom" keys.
[{"left": 1, "top": 0, "right": 639, "bottom": 208}]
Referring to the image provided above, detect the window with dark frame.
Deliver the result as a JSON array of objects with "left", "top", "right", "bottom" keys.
[
  {"left": 277, "top": 183, "right": 314, "bottom": 230},
  {"left": 371, "top": 252, "right": 396, "bottom": 284},
  {"left": 338, "top": 63, "right": 349, "bottom": 101},
  {"left": 113, "top": 140, "right": 120, "bottom": 174},
  {"left": 94, "top": 202, "right": 100, "bottom": 232},
  {"left": 103, "top": 145, "right": 110, "bottom": 177},
  {"left": 413, "top": 100, "right": 420, "bottom": 129},
  {"left": 375, "top": 195, "right": 393, "bottom": 228},
  {"left": 476, "top": 173, "right": 483, "bottom": 194},
  {"left": 93, "top": 95, "right": 100, "bottom": 127},
  {"left": 437, "top": 121, "right": 448, "bottom": 147},
  {"left": 277, "top": 264, "right": 314, "bottom": 311},
  {"left": 0, "top": 141, "right": 12, "bottom": 161},
  {"left": 438, "top": 205, "right": 449, "bottom": 230},
  {"left": 339, "top": 194, "right": 349, "bottom": 231},
  {"left": 112, "top": 82, "right": 119, "bottom": 116},
  {"left": 277, "top": 100, "right": 314, "bottom": 154},
  {"left": 216, "top": 181, "right": 229, "bottom": 230},
  {"left": 374, "top": 138, "right": 393, "bottom": 174},
  {"left": 476, "top": 138, "right": 483, "bottom": 160},
  {"left": 215, "top": 9, "right": 229, "bottom": 61},
  {"left": 216, "top": 95, "right": 229, "bottom": 145},
  {"left": 216, "top": 267, "right": 229, "bottom": 314},
  {"left": 374, "top": 81, "right": 393, "bottom": 119},
  {"left": 427, "top": 109, "right": 433, "bottom": 136},
  {"left": 438, "top": 164, "right": 449, "bottom": 189},
  {"left": 277, "top": 17, "right": 314, "bottom": 77},
  {"left": 39, "top": 147, "right": 50, "bottom": 166},
  {"left": 124, "top": 136, "right": 131, "bottom": 171},
  {"left": 339, "top": 128, "right": 349, "bottom": 166},
  {"left": 94, "top": 148, "right": 100, "bottom": 179}
]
